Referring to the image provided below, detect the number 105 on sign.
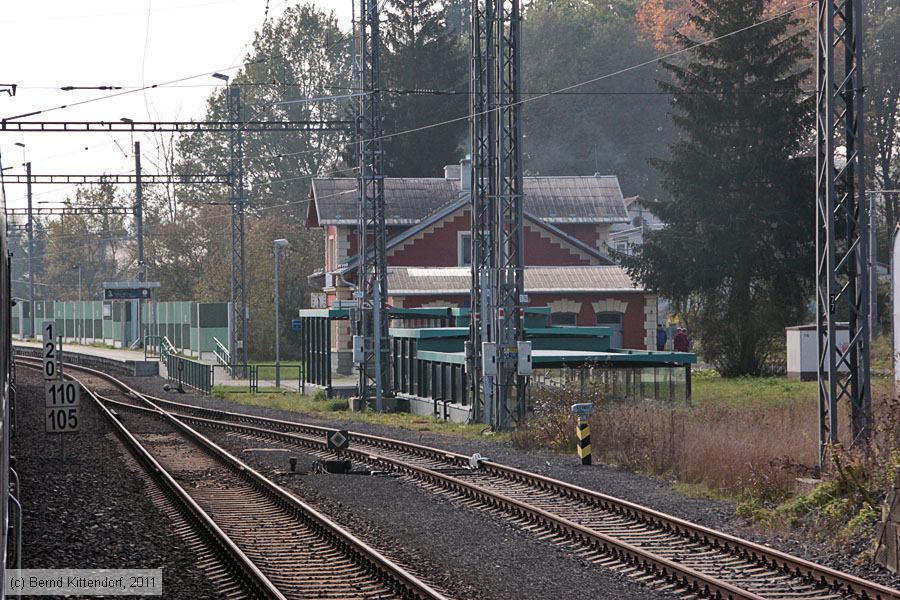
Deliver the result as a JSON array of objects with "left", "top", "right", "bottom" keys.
[{"left": 46, "top": 407, "right": 79, "bottom": 433}]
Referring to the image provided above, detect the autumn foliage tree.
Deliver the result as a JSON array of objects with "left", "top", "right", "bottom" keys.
[{"left": 636, "top": 0, "right": 811, "bottom": 51}]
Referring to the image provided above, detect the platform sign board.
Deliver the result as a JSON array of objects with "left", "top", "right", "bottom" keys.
[
  {"left": 570, "top": 403, "right": 594, "bottom": 416},
  {"left": 104, "top": 287, "right": 151, "bottom": 300},
  {"left": 102, "top": 280, "right": 161, "bottom": 300},
  {"left": 326, "top": 430, "right": 349, "bottom": 451},
  {"left": 41, "top": 320, "right": 57, "bottom": 380}
]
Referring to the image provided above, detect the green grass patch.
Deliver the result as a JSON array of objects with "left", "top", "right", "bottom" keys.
[
  {"left": 672, "top": 481, "right": 734, "bottom": 502},
  {"left": 211, "top": 385, "right": 506, "bottom": 442},
  {"left": 691, "top": 373, "right": 816, "bottom": 407},
  {"left": 870, "top": 334, "right": 893, "bottom": 372},
  {"left": 248, "top": 362, "right": 304, "bottom": 381},
  {"left": 212, "top": 385, "right": 347, "bottom": 412}
]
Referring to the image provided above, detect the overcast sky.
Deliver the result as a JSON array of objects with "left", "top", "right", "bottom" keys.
[{"left": 0, "top": 1, "right": 353, "bottom": 208}]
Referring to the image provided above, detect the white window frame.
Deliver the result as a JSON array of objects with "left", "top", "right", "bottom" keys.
[{"left": 458, "top": 231, "right": 472, "bottom": 266}]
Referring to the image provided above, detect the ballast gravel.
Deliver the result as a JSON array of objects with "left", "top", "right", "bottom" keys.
[
  {"left": 204, "top": 427, "right": 673, "bottom": 600},
  {"left": 14, "top": 369, "right": 219, "bottom": 599},
  {"left": 125, "top": 373, "right": 900, "bottom": 592}
]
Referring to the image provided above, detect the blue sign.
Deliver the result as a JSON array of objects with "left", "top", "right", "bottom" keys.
[{"left": 291, "top": 319, "right": 302, "bottom": 330}]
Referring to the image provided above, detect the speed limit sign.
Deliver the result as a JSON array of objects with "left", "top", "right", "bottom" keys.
[
  {"left": 45, "top": 407, "right": 79, "bottom": 433},
  {"left": 44, "top": 381, "right": 80, "bottom": 433},
  {"left": 42, "top": 320, "right": 57, "bottom": 381}
]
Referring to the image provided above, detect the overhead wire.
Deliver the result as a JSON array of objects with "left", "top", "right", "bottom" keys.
[
  {"left": 204, "top": 1, "right": 817, "bottom": 167},
  {"left": 8, "top": 165, "right": 360, "bottom": 261},
  {"left": 7, "top": 0, "right": 813, "bottom": 208},
  {"left": 1, "top": 58, "right": 267, "bottom": 122},
  {"left": 7, "top": 2, "right": 813, "bottom": 211}
]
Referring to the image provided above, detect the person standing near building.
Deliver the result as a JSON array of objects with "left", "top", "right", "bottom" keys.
[
  {"left": 673, "top": 328, "right": 689, "bottom": 352},
  {"left": 656, "top": 323, "right": 668, "bottom": 351}
]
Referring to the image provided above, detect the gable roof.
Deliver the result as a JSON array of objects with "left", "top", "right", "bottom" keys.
[
  {"left": 334, "top": 198, "right": 615, "bottom": 275},
  {"left": 388, "top": 266, "right": 641, "bottom": 295},
  {"left": 307, "top": 175, "right": 628, "bottom": 227}
]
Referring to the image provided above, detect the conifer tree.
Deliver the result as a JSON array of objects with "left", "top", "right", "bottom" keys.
[
  {"left": 381, "top": 0, "right": 468, "bottom": 176},
  {"left": 622, "top": 0, "right": 814, "bottom": 375}
]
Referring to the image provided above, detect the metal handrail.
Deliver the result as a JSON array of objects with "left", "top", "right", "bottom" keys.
[
  {"left": 161, "top": 336, "right": 177, "bottom": 357},
  {"left": 159, "top": 336, "right": 212, "bottom": 393},
  {"left": 213, "top": 337, "right": 232, "bottom": 377},
  {"left": 144, "top": 335, "right": 162, "bottom": 359}
]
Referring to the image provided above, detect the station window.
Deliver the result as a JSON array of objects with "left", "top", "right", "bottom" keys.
[
  {"left": 551, "top": 312, "right": 578, "bottom": 326},
  {"left": 327, "top": 235, "right": 334, "bottom": 269},
  {"left": 458, "top": 232, "right": 472, "bottom": 266}
]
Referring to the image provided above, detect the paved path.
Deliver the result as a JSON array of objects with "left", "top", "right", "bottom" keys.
[{"left": 211, "top": 365, "right": 356, "bottom": 392}]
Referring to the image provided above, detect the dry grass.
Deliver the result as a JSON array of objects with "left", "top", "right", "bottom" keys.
[
  {"left": 591, "top": 400, "right": 819, "bottom": 499},
  {"left": 516, "top": 376, "right": 834, "bottom": 500},
  {"left": 517, "top": 374, "right": 900, "bottom": 504}
]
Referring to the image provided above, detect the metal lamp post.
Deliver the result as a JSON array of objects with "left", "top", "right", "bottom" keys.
[
  {"left": 273, "top": 239, "right": 289, "bottom": 387},
  {"left": 72, "top": 264, "right": 82, "bottom": 344},
  {"left": 14, "top": 143, "right": 36, "bottom": 339}
]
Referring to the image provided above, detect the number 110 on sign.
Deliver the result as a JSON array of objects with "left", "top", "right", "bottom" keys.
[
  {"left": 45, "top": 381, "right": 80, "bottom": 433},
  {"left": 46, "top": 381, "right": 80, "bottom": 407}
]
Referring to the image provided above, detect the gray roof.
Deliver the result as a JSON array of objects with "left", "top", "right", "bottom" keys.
[
  {"left": 388, "top": 266, "right": 641, "bottom": 295},
  {"left": 309, "top": 175, "right": 628, "bottom": 226}
]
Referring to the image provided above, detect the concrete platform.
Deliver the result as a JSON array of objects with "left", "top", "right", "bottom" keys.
[{"left": 13, "top": 341, "right": 160, "bottom": 377}]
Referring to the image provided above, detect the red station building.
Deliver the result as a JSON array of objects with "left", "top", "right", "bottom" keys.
[{"left": 306, "top": 161, "right": 658, "bottom": 374}]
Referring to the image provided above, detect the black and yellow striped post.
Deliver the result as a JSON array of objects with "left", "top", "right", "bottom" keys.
[{"left": 576, "top": 418, "right": 591, "bottom": 465}]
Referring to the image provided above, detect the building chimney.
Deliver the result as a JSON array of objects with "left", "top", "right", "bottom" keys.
[
  {"left": 459, "top": 155, "right": 472, "bottom": 196},
  {"left": 444, "top": 164, "right": 461, "bottom": 180}
]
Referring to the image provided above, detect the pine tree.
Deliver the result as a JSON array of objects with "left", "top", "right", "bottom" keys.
[
  {"left": 622, "top": 0, "right": 814, "bottom": 375},
  {"left": 381, "top": 0, "right": 468, "bottom": 176}
]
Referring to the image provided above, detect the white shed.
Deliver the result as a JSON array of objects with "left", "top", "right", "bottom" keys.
[{"left": 785, "top": 323, "right": 849, "bottom": 381}]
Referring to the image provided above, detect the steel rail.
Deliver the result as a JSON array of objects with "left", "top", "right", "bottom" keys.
[
  {"left": 166, "top": 411, "right": 770, "bottom": 600},
  {"left": 138, "top": 406, "right": 447, "bottom": 600},
  {"left": 148, "top": 397, "right": 900, "bottom": 600},
  {"left": 57, "top": 369, "right": 286, "bottom": 599},
  {"left": 138, "top": 399, "right": 897, "bottom": 600},
  {"left": 16, "top": 358, "right": 446, "bottom": 600},
  {"left": 18, "top": 356, "right": 900, "bottom": 600}
]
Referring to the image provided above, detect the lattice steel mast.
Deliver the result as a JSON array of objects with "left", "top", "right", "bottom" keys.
[
  {"left": 356, "top": 0, "right": 391, "bottom": 410},
  {"left": 469, "top": 0, "right": 497, "bottom": 425},
  {"left": 470, "top": 0, "right": 526, "bottom": 429},
  {"left": 227, "top": 84, "right": 249, "bottom": 374},
  {"left": 816, "top": 0, "right": 869, "bottom": 466},
  {"left": 494, "top": 0, "right": 526, "bottom": 428}
]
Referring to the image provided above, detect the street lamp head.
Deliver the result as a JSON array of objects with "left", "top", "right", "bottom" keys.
[
  {"left": 14, "top": 142, "right": 24, "bottom": 148},
  {"left": 212, "top": 72, "right": 230, "bottom": 82},
  {"left": 120, "top": 117, "right": 134, "bottom": 124},
  {"left": 274, "top": 239, "right": 289, "bottom": 248}
]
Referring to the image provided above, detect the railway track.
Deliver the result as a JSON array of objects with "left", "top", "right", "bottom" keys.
[
  {"left": 17, "top": 358, "right": 446, "bottom": 600},
  {"left": 19, "top": 357, "right": 900, "bottom": 600}
]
